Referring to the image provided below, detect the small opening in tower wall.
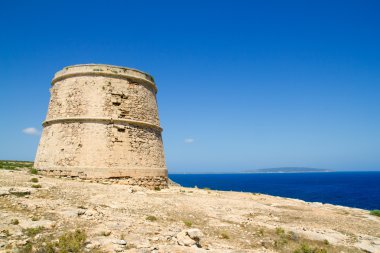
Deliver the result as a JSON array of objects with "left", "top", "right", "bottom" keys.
[
  {"left": 117, "top": 128, "right": 126, "bottom": 133},
  {"left": 113, "top": 102, "right": 121, "bottom": 106}
]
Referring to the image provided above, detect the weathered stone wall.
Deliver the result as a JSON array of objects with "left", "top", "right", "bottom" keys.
[{"left": 34, "top": 64, "right": 167, "bottom": 188}]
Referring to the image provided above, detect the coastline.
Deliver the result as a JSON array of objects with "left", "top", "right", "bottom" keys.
[
  {"left": 1, "top": 169, "right": 379, "bottom": 252},
  {"left": 169, "top": 172, "right": 380, "bottom": 211}
]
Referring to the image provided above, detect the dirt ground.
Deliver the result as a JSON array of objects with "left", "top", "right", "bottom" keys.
[{"left": 0, "top": 168, "right": 379, "bottom": 253}]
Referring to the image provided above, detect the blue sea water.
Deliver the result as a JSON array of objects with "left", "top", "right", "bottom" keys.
[{"left": 169, "top": 172, "right": 380, "bottom": 210}]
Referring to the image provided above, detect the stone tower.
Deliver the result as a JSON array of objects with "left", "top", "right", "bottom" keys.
[{"left": 34, "top": 64, "right": 167, "bottom": 188}]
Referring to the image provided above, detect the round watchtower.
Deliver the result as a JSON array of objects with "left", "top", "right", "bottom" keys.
[{"left": 34, "top": 64, "right": 167, "bottom": 188}]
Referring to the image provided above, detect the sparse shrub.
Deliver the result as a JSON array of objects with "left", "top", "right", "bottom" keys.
[
  {"left": 31, "top": 216, "right": 40, "bottom": 221},
  {"left": 30, "top": 178, "right": 39, "bottom": 183},
  {"left": 146, "top": 215, "right": 157, "bottom": 222},
  {"left": 220, "top": 232, "right": 229, "bottom": 239},
  {"left": 57, "top": 229, "right": 87, "bottom": 253},
  {"left": 257, "top": 228, "right": 264, "bottom": 236},
  {"left": 183, "top": 220, "right": 192, "bottom": 227},
  {"left": 23, "top": 226, "right": 44, "bottom": 237},
  {"left": 370, "top": 210, "right": 380, "bottom": 217},
  {"left": 276, "top": 227, "right": 285, "bottom": 236},
  {"left": 154, "top": 186, "right": 161, "bottom": 191},
  {"left": 20, "top": 240, "right": 55, "bottom": 253},
  {"left": 323, "top": 239, "right": 329, "bottom": 245},
  {"left": 29, "top": 168, "right": 38, "bottom": 174},
  {"left": 203, "top": 187, "right": 210, "bottom": 190},
  {"left": 10, "top": 219, "right": 19, "bottom": 225},
  {"left": 31, "top": 184, "right": 42, "bottom": 188},
  {"left": 293, "top": 243, "right": 327, "bottom": 253},
  {"left": 19, "top": 228, "right": 90, "bottom": 253}
]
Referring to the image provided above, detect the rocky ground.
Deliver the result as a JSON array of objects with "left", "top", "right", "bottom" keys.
[{"left": 0, "top": 168, "right": 379, "bottom": 253}]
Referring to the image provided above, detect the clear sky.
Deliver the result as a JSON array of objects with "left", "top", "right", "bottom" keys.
[{"left": 1, "top": 1, "right": 379, "bottom": 172}]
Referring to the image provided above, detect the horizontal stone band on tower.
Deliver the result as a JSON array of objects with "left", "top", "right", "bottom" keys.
[
  {"left": 42, "top": 117, "right": 163, "bottom": 132},
  {"left": 51, "top": 70, "right": 158, "bottom": 94}
]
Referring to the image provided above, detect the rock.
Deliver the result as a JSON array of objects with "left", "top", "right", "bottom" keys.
[
  {"left": 85, "top": 243, "right": 93, "bottom": 249},
  {"left": 288, "top": 231, "right": 299, "bottom": 241},
  {"left": 2, "top": 187, "right": 33, "bottom": 196},
  {"left": 86, "top": 241, "right": 100, "bottom": 249},
  {"left": 175, "top": 229, "right": 204, "bottom": 247},
  {"left": 85, "top": 209, "right": 98, "bottom": 216},
  {"left": 113, "top": 239, "right": 127, "bottom": 245},
  {"left": 0, "top": 188, "right": 10, "bottom": 196},
  {"left": 16, "top": 240, "right": 29, "bottom": 246},
  {"left": 176, "top": 231, "right": 196, "bottom": 247},
  {"left": 186, "top": 229, "right": 204, "bottom": 242},
  {"left": 11, "top": 187, "right": 33, "bottom": 194}
]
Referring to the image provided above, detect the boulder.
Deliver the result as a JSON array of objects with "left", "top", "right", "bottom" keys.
[
  {"left": 176, "top": 228, "right": 204, "bottom": 247},
  {"left": 187, "top": 228, "right": 204, "bottom": 242},
  {"left": 113, "top": 239, "right": 127, "bottom": 245},
  {"left": 176, "top": 230, "right": 196, "bottom": 247}
]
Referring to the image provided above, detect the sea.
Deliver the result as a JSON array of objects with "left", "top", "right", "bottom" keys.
[{"left": 169, "top": 172, "right": 380, "bottom": 210}]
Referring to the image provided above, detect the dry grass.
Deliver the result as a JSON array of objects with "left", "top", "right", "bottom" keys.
[
  {"left": 370, "top": 210, "right": 380, "bottom": 217},
  {"left": 30, "top": 178, "right": 39, "bottom": 183},
  {"left": 146, "top": 215, "right": 157, "bottom": 222},
  {"left": 183, "top": 220, "right": 192, "bottom": 227}
]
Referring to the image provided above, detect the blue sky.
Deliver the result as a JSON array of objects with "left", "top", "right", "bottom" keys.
[{"left": 0, "top": 1, "right": 379, "bottom": 172}]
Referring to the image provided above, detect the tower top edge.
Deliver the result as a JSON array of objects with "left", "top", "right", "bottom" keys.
[{"left": 52, "top": 64, "right": 157, "bottom": 90}]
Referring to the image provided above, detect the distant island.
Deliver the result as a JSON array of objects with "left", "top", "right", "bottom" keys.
[{"left": 243, "top": 167, "right": 334, "bottom": 173}]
